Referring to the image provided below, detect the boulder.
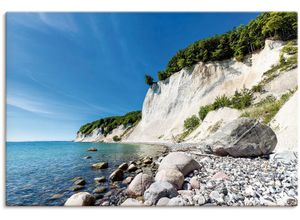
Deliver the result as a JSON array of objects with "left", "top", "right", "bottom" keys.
[
  {"left": 121, "top": 198, "right": 144, "bottom": 206},
  {"left": 204, "top": 118, "right": 277, "bottom": 157},
  {"left": 64, "top": 192, "right": 95, "bottom": 206},
  {"left": 126, "top": 173, "right": 154, "bottom": 197},
  {"left": 155, "top": 169, "right": 184, "bottom": 189},
  {"left": 87, "top": 147, "right": 97, "bottom": 152},
  {"left": 91, "top": 162, "right": 108, "bottom": 169},
  {"left": 109, "top": 169, "right": 124, "bottom": 182},
  {"left": 83, "top": 156, "right": 92, "bottom": 159},
  {"left": 94, "top": 176, "right": 106, "bottom": 183},
  {"left": 158, "top": 152, "right": 201, "bottom": 176},
  {"left": 127, "top": 164, "right": 138, "bottom": 172},
  {"left": 144, "top": 181, "right": 178, "bottom": 205},
  {"left": 118, "top": 163, "right": 129, "bottom": 170}
]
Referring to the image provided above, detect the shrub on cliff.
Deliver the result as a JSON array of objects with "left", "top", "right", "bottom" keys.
[
  {"left": 184, "top": 115, "right": 200, "bottom": 131},
  {"left": 213, "top": 95, "right": 231, "bottom": 110},
  {"left": 113, "top": 136, "right": 121, "bottom": 142},
  {"left": 231, "top": 88, "right": 253, "bottom": 109},
  {"left": 199, "top": 105, "right": 214, "bottom": 121}
]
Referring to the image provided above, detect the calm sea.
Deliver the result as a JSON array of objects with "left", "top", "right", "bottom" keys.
[{"left": 6, "top": 141, "right": 165, "bottom": 206}]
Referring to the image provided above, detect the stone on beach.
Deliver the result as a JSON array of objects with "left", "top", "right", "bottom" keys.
[
  {"left": 189, "top": 176, "right": 201, "bottom": 189},
  {"left": 204, "top": 118, "right": 277, "bottom": 157},
  {"left": 155, "top": 169, "right": 184, "bottom": 189},
  {"left": 93, "top": 186, "right": 107, "bottom": 194},
  {"left": 126, "top": 173, "right": 154, "bottom": 197},
  {"left": 156, "top": 197, "right": 170, "bottom": 206},
  {"left": 121, "top": 198, "right": 144, "bottom": 206},
  {"left": 167, "top": 197, "right": 187, "bottom": 206},
  {"left": 91, "top": 162, "right": 108, "bottom": 169},
  {"left": 158, "top": 152, "right": 201, "bottom": 176},
  {"left": 144, "top": 181, "right": 178, "bottom": 205},
  {"left": 211, "top": 171, "right": 230, "bottom": 181},
  {"left": 64, "top": 192, "right": 95, "bottom": 206}
]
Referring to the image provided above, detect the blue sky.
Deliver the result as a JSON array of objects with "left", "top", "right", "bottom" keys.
[{"left": 6, "top": 12, "right": 260, "bottom": 141}]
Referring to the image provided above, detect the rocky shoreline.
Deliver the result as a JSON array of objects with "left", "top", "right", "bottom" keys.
[{"left": 63, "top": 118, "right": 298, "bottom": 207}]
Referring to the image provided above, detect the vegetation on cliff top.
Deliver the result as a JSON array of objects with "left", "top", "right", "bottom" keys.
[
  {"left": 78, "top": 111, "right": 141, "bottom": 136},
  {"left": 148, "top": 12, "right": 297, "bottom": 82}
]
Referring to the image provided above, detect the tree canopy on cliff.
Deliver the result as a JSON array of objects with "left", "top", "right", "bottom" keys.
[
  {"left": 78, "top": 111, "right": 141, "bottom": 136},
  {"left": 157, "top": 12, "right": 297, "bottom": 81}
]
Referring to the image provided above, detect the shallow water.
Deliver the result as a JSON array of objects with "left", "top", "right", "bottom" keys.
[{"left": 6, "top": 141, "right": 165, "bottom": 206}]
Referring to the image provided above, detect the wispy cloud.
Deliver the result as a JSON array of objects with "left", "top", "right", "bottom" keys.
[
  {"left": 7, "top": 94, "right": 53, "bottom": 115},
  {"left": 8, "top": 13, "right": 78, "bottom": 34}
]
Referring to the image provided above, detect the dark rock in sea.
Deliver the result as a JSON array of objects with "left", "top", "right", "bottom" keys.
[
  {"left": 83, "top": 156, "right": 92, "bottom": 159},
  {"left": 87, "top": 147, "right": 98, "bottom": 152},
  {"left": 93, "top": 186, "right": 107, "bottom": 194},
  {"left": 109, "top": 169, "right": 124, "bottom": 182},
  {"left": 203, "top": 118, "right": 277, "bottom": 157},
  {"left": 142, "top": 156, "right": 153, "bottom": 164},
  {"left": 91, "top": 162, "right": 108, "bottom": 169},
  {"left": 94, "top": 176, "right": 106, "bottom": 184},
  {"left": 74, "top": 178, "right": 86, "bottom": 186},
  {"left": 71, "top": 185, "right": 85, "bottom": 191},
  {"left": 127, "top": 164, "right": 138, "bottom": 172},
  {"left": 118, "top": 162, "right": 129, "bottom": 171}
]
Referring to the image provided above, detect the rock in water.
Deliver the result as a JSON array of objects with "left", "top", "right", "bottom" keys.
[
  {"left": 87, "top": 147, "right": 97, "bottom": 152},
  {"left": 144, "top": 181, "right": 178, "bottom": 205},
  {"left": 126, "top": 173, "right": 154, "bottom": 197},
  {"left": 91, "top": 162, "right": 108, "bottom": 169},
  {"left": 204, "top": 118, "right": 277, "bottom": 157},
  {"left": 64, "top": 192, "right": 95, "bottom": 206},
  {"left": 118, "top": 163, "right": 129, "bottom": 170},
  {"left": 127, "top": 164, "right": 138, "bottom": 172},
  {"left": 94, "top": 176, "right": 106, "bottom": 183},
  {"left": 74, "top": 178, "right": 86, "bottom": 186},
  {"left": 158, "top": 152, "right": 201, "bottom": 176},
  {"left": 155, "top": 169, "right": 184, "bottom": 189},
  {"left": 109, "top": 169, "right": 124, "bottom": 182}
]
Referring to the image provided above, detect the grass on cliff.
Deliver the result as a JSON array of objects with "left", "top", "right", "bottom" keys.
[
  {"left": 78, "top": 111, "right": 141, "bottom": 137},
  {"left": 241, "top": 89, "right": 296, "bottom": 124}
]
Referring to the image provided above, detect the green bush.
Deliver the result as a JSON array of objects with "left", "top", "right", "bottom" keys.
[
  {"left": 184, "top": 115, "right": 200, "bottom": 131},
  {"left": 231, "top": 88, "right": 253, "bottom": 109},
  {"left": 252, "top": 84, "right": 263, "bottom": 93},
  {"left": 113, "top": 136, "right": 121, "bottom": 142},
  {"left": 213, "top": 95, "right": 231, "bottom": 110},
  {"left": 199, "top": 104, "right": 214, "bottom": 121}
]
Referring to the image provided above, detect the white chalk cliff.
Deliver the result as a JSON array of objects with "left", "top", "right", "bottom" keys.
[
  {"left": 124, "top": 40, "right": 285, "bottom": 143},
  {"left": 76, "top": 40, "right": 297, "bottom": 150}
]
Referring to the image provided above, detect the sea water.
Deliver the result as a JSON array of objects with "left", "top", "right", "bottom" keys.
[{"left": 6, "top": 141, "right": 165, "bottom": 206}]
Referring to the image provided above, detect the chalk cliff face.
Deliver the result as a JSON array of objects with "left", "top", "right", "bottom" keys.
[{"left": 124, "top": 40, "right": 284, "bottom": 143}]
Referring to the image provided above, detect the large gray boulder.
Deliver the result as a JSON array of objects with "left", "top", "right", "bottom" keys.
[
  {"left": 203, "top": 118, "right": 277, "bottom": 157},
  {"left": 158, "top": 152, "right": 201, "bottom": 176},
  {"left": 64, "top": 192, "right": 95, "bottom": 206},
  {"left": 126, "top": 173, "right": 154, "bottom": 197},
  {"left": 144, "top": 181, "right": 178, "bottom": 205},
  {"left": 155, "top": 169, "right": 184, "bottom": 189}
]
